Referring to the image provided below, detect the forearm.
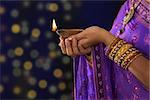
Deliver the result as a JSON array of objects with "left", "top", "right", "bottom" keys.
[
  {"left": 129, "top": 55, "right": 149, "bottom": 89},
  {"left": 103, "top": 32, "right": 149, "bottom": 89}
]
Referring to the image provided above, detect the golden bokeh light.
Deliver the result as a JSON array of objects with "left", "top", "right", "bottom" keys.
[
  {"left": 0, "top": 84, "right": 4, "bottom": 93},
  {"left": 13, "top": 86, "right": 21, "bottom": 95},
  {"left": 14, "top": 47, "right": 24, "bottom": 56},
  {"left": 31, "top": 28, "right": 41, "bottom": 38},
  {"left": 27, "top": 90, "right": 37, "bottom": 99},
  {"left": 0, "top": 55, "right": 6, "bottom": 63},
  {"left": 11, "top": 24, "right": 21, "bottom": 34},
  {"left": 0, "top": 6, "right": 5, "bottom": 15},
  {"left": 47, "top": 3, "right": 59, "bottom": 12},
  {"left": 24, "top": 61, "right": 33, "bottom": 70},
  {"left": 38, "top": 80, "right": 47, "bottom": 89},
  {"left": 49, "top": 51, "right": 57, "bottom": 59},
  {"left": 53, "top": 68, "right": 63, "bottom": 78},
  {"left": 58, "top": 82, "right": 66, "bottom": 91}
]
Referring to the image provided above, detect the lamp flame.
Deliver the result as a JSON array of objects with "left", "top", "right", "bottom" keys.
[{"left": 52, "top": 19, "right": 57, "bottom": 32}]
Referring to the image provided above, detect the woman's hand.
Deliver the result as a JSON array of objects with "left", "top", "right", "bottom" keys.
[
  {"left": 68, "top": 26, "right": 115, "bottom": 48},
  {"left": 59, "top": 26, "right": 115, "bottom": 56},
  {"left": 59, "top": 36, "right": 91, "bottom": 56}
]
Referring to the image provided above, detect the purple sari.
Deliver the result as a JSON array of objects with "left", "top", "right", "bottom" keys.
[{"left": 73, "top": 0, "right": 149, "bottom": 99}]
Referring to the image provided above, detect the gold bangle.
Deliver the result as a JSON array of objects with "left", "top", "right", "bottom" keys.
[
  {"left": 109, "top": 39, "right": 126, "bottom": 60},
  {"left": 114, "top": 44, "right": 133, "bottom": 64},
  {"left": 105, "top": 38, "right": 121, "bottom": 55},
  {"left": 117, "top": 47, "right": 135, "bottom": 66},
  {"left": 121, "top": 50, "right": 139, "bottom": 69},
  {"left": 125, "top": 53, "right": 142, "bottom": 69},
  {"left": 107, "top": 37, "right": 117, "bottom": 49}
]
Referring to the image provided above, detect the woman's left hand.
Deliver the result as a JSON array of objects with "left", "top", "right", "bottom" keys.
[
  {"left": 59, "top": 36, "right": 91, "bottom": 56},
  {"left": 59, "top": 26, "right": 115, "bottom": 56}
]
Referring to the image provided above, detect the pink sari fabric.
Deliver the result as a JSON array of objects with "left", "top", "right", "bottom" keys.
[{"left": 73, "top": 0, "right": 149, "bottom": 99}]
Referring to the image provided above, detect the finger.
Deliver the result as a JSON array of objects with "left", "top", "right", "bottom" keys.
[
  {"left": 65, "top": 39, "right": 73, "bottom": 56},
  {"left": 78, "top": 42, "right": 91, "bottom": 55},
  {"left": 72, "top": 38, "right": 80, "bottom": 55},
  {"left": 80, "top": 39, "right": 90, "bottom": 48},
  {"left": 76, "top": 39, "right": 90, "bottom": 49},
  {"left": 59, "top": 39, "right": 66, "bottom": 54},
  {"left": 59, "top": 36, "right": 63, "bottom": 40},
  {"left": 68, "top": 32, "right": 85, "bottom": 41}
]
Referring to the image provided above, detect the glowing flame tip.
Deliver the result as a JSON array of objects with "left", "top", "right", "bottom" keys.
[{"left": 52, "top": 19, "right": 57, "bottom": 32}]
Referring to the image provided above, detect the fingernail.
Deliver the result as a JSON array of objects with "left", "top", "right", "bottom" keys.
[{"left": 68, "top": 38, "right": 72, "bottom": 40}]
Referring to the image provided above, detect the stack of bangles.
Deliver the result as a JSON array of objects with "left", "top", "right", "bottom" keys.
[{"left": 105, "top": 37, "right": 142, "bottom": 70}]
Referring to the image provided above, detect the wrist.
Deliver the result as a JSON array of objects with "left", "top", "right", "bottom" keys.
[{"left": 102, "top": 32, "right": 116, "bottom": 46}]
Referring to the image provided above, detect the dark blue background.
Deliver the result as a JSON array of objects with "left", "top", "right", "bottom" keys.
[{"left": 0, "top": 0, "right": 124, "bottom": 99}]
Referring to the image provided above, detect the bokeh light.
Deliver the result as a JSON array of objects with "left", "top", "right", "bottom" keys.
[
  {"left": 49, "top": 85, "right": 57, "bottom": 94},
  {"left": 21, "top": 20, "right": 28, "bottom": 26},
  {"left": 37, "top": 2, "right": 44, "bottom": 10},
  {"left": 11, "top": 24, "right": 21, "bottom": 34},
  {"left": 58, "top": 82, "right": 66, "bottom": 91},
  {"left": 63, "top": 2, "right": 72, "bottom": 11},
  {"left": 21, "top": 26, "right": 29, "bottom": 35},
  {"left": 38, "top": 80, "right": 48, "bottom": 89},
  {"left": 13, "top": 86, "right": 21, "bottom": 95},
  {"left": 0, "top": 55, "right": 6, "bottom": 63},
  {"left": 7, "top": 49, "right": 15, "bottom": 58},
  {"left": 27, "top": 76, "right": 37, "bottom": 86},
  {"left": 38, "top": 17, "right": 46, "bottom": 25},
  {"left": 30, "top": 49, "right": 39, "bottom": 59},
  {"left": 12, "top": 68, "right": 22, "bottom": 77},
  {"left": 46, "top": 3, "right": 59, "bottom": 12},
  {"left": 31, "top": 28, "right": 41, "bottom": 38},
  {"left": 27, "top": 90, "right": 37, "bottom": 99},
  {"left": 49, "top": 51, "right": 57, "bottom": 59},
  {"left": 23, "top": 70, "right": 30, "bottom": 77},
  {"left": 12, "top": 59, "right": 21, "bottom": 68},
  {"left": 0, "top": 6, "right": 5, "bottom": 15},
  {"left": 64, "top": 14, "right": 72, "bottom": 21},
  {"left": 62, "top": 56, "right": 70, "bottom": 65},
  {"left": 48, "top": 42, "right": 56, "bottom": 50},
  {"left": 14, "top": 47, "right": 24, "bottom": 56},
  {"left": 0, "top": 84, "right": 4, "bottom": 93},
  {"left": 10, "top": 9, "right": 19, "bottom": 18},
  {"left": 22, "top": 1, "right": 30, "bottom": 7},
  {"left": 23, "top": 61, "right": 33, "bottom": 71},
  {"left": 53, "top": 68, "right": 63, "bottom": 78},
  {"left": 22, "top": 40, "right": 31, "bottom": 48}
]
